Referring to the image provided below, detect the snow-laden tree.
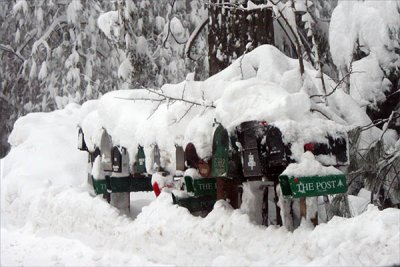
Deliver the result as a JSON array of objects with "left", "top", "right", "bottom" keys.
[
  {"left": 0, "top": 0, "right": 121, "bottom": 157},
  {"left": 98, "top": 0, "right": 208, "bottom": 88},
  {"left": 329, "top": 0, "right": 400, "bottom": 208}
]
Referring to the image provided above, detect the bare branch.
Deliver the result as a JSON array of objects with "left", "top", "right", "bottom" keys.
[
  {"left": 113, "top": 86, "right": 216, "bottom": 109},
  {"left": 177, "top": 103, "right": 195, "bottom": 123},
  {"left": 360, "top": 112, "right": 400, "bottom": 132}
]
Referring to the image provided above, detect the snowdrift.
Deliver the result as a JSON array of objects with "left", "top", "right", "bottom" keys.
[{"left": 1, "top": 45, "right": 399, "bottom": 266}]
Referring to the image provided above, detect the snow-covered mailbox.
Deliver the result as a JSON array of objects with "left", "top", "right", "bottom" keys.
[
  {"left": 88, "top": 129, "right": 113, "bottom": 197},
  {"left": 100, "top": 129, "right": 113, "bottom": 172},
  {"left": 172, "top": 143, "right": 217, "bottom": 214},
  {"left": 236, "top": 120, "right": 290, "bottom": 179},
  {"left": 212, "top": 124, "right": 242, "bottom": 209},
  {"left": 235, "top": 120, "right": 291, "bottom": 226},
  {"left": 77, "top": 127, "right": 88, "bottom": 151},
  {"left": 107, "top": 145, "right": 153, "bottom": 213},
  {"left": 131, "top": 145, "right": 152, "bottom": 192}
]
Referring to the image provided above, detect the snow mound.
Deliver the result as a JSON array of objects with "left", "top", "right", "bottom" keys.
[
  {"left": 80, "top": 45, "right": 383, "bottom": 172},
  {"left": 282, "top": 152, "right": 343, "bottom": 177}
]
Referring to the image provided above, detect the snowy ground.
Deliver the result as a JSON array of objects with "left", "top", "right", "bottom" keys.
[{"left": 1, "top": 101, "right": 399, "bottom": 266}]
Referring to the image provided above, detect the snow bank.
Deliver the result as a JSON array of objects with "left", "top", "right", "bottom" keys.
[
  {"left": 2, "top": 104, "right": 87, "bottom": 228},
  {"left": 282, "top": 152, "right": 343, "bottom": 177}
]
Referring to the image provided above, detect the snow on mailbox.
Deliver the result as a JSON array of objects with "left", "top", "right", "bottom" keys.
[{"left": 112, "top": 145, "right": 129, "bottom": 175}]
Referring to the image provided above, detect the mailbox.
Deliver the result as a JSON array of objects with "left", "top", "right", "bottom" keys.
[
  {"left": 236, "top": 121, "right": 264, "bottom": 178},
  {"left": 236, "top": 120, "right": 290, "bottom": 179},
  {"left": 90, "top": 147, "right": 101, "bottom": 164},
  {"left": 304, "top": 132, "right": 349, "bottom": 166},
  {"left": 133, "top": 145, "right": 146, "bottom": 174},
  {"left": 185, "top": 143, "right": 200, "bottom": 169},
  {"left": 212, "top": 124, "right": 229, "bottom": 177},
  {"left": 78, "top": 127, "right": 88, "bottom": 151},
  {"left": 100, "top": 129, "right": 113, "bottom": 171},
  {"left": 153, "top": 144, "right": 161, "bottom": 171},
  {"left": 176, "top": 145, "right": 185, "bottom": 171},
  {"left": 262, "top": 124, "right": 290, "bottom": 177},
  {"left": 111, "top": 146, "right": 129, "bottom": 174}
]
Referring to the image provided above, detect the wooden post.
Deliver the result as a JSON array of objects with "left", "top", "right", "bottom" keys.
[{"left": 300, "top": 197, "right": 318, "bottom": 226}]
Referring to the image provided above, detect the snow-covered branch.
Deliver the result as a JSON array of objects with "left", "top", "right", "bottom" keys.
[
  {"left": 0, "top": 44, "right": 25, "bottom": 62},
  {"left": 31, "top": 15, "right": 67, "bottom": 57}
]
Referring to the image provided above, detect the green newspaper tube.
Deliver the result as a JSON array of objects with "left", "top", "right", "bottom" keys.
[{"left": 279, "top": 174, "right": 347, "bottom": 198}]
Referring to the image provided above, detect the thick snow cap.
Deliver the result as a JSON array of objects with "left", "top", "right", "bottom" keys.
[{"left": 80, "top": 45, "right": 380, "bottom": 172}]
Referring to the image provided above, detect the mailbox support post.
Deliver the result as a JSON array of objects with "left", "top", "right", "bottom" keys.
[{"left": 110, "top": 191, "right": 130, "bottom": 215}]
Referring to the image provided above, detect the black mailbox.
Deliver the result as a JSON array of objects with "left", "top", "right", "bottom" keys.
[
  {"left": 236, "top": 121, "right": 290, "bottom": 179},
  {"left": 112, "top": 146, "right": 129, "bottom": 174},
  {"left": 78, "top": 127, "right": 88, "bottom": 151},
  {"left": 112, "top": 146, "right": 123, "bottom": 173},
  {"left": 304, "top": 132, "right": 349, "bottom": 166}
]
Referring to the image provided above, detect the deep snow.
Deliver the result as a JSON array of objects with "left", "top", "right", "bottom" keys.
[{"left": 1, "top": 99, "right": 399, "bottom": 266}]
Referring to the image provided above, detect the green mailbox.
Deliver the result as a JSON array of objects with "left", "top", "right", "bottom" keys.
[
  {"left": 134, "top": 146, "right": 146, "bottom": 174},
  {"left": 212, "top": 124, "right": 229, "bottom": 177}
]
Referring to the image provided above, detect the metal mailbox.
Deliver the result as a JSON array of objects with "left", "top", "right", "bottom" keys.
[
  {"left": 211, "top": 124, "right": 229, "bottom": 177},
  {"left": 134, "top": 145, "right": 146, "bottom": 174},
  {"left": 100, "top": 129, "right": 113, "bottom": 172},
  {"left": 78, "top": 127, "right": 88, "bottom": 151}
]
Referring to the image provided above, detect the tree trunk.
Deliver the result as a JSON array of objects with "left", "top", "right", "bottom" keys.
[{"left": 208, "top": 0, "right": 274, "bottom": 76}]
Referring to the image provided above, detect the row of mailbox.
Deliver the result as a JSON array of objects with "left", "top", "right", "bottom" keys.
[{"left": 78, "top": 121, "right": 349, "bottom": 200}]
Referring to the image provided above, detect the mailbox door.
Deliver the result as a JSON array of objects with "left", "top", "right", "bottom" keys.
[
  {"left": 112, "top": 146, "right": 122, "bottom": 173},
  {"left": 100, "top": 129, "right": 113, "bottom": 171},
  {"left": 242, "top": 148, "right": 263, "bottom": 177},
  {"left": 212, "top": 125, "right": 229, "bottom": 177},
  {"left": 237, "top": 121, "right": 263, "bottom": 178},
  {"left": 176, "top": 146, "right": 185, "bottom": 171},
  {"left": 78, "top": 128, "right": 88, "bottom": 151},
  {"left": 153, "top": 144, "right": 161, "bottom": 169},
  {"left": 134, "top": 146, "right": 146, "bottom": 174},
  {"left": 185, "top": 143, "right": 200, "bottom": 169},
  {"left": 329, "top": 134, "right": 349, "bottom": 165},
  {"left": 264, "top": 125, "right": 287, "bottom": 168}
]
